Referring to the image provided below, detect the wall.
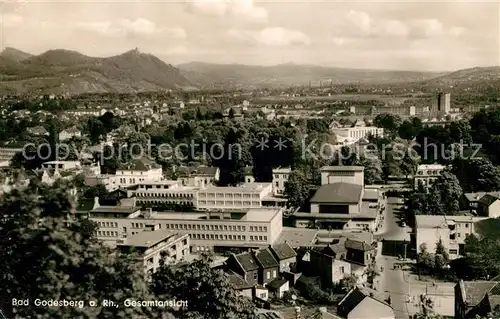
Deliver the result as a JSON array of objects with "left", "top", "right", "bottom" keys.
[
  {"left": 321, "top": 171, "right": 364, "bottom": 186},
  {"left": 416, "top": 227, "right": 458, "bottom": 258}
]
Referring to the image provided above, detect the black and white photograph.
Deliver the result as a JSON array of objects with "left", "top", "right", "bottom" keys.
[{"left": 0, "top": 0, "right": 499, "bottom": 318}]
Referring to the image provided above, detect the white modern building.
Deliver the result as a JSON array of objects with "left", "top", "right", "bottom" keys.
[
  {"left": 42, "top": 161, "right": 82, "bottom": 171},
  {"left": 89, "top": 206, "right": 284, "bottom": 253},
  {"left": 331, "top": 126, "right": 384, "bottom": 145},
  {"left": 197, "top": 183, "right": 273, "bottom": 211}
]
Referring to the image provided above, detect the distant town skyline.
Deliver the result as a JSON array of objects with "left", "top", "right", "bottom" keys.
[{"left": 1, "top": 0, "right": 499, "bottom": 71}]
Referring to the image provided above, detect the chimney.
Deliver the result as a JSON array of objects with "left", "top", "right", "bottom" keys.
[
  {"left": 93, "top": 196, "right": 100, "bottom": 209},
  {"left": 319, "top": 307, "right": 327, "bottom": 313}
]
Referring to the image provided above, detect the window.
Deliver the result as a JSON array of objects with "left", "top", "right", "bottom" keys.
[
  {"left": 253, "top": 272, "right": 257, "bottom": 280},
  {"left": 260, "top": 293, "right": 266, "bottom": 299},
  {"left": 449, "top": 249, "right": 458, "bottom": 255},
  {"left": 340, "top": 267, "right": 345, "bottom": 274},
  {"left": 466, "top": 223, "right": 469, "bottom": 228},
  {"left": 272, "top": 270, "right": 276, "bottom": 278},
  {"left": 267, "top": 272, "right": 270, "bottom": 280}
]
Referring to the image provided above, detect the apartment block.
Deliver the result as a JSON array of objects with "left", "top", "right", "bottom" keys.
[
  {"left": 117, "top": 230, "right": 190, "bottom": 275},
  {"left": 415, "top": 214, "right": 487, "bottom": 259}
]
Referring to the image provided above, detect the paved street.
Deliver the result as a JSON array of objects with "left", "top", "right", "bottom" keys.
[
  {"left": 376, "top": 196, "right": 411, "bottom": 241},
  {"left": 375, "top": 196, "right": 415, "bottom": 318}
]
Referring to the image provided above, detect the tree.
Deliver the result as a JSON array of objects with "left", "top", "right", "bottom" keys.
[
  {"left": 283, "top": 171, "right": 310, "bottom": 209},
  {"left": 417, "top": 243, "right": 435, "bottom": 270},
  {"left": 452, "top": 158, "right": 500, "bottom": 192},
  {"left": 0, "top": 182, "right": 154, "bottom": 318},
  {"left": 432, "top": 171, "right": 462, "bottom": 213},
  {"left": 151, "top": 254, "right": 257, "bottom": 319},
  {"left": 359, "top": 155, "right": 383, "bottom": 185},
  {"left": 435, "top": 238, "right": 449, "bottom": 263},
  {"left": 339, "top": 274, "right": 358, "bottom": 292},
  {"left": 364, "top": 260, "right": 380, "bottom": 287},
  {"left": 373, "top": 114, "right": 402, "bottom": 134}
]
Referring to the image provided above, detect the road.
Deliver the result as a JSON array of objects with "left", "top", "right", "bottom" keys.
[
  {"left": 375, "top": 196, "right": 414, "bottom": 318},
  {"left": 376, "top": 196, "right": 411, "bottom": 241}
]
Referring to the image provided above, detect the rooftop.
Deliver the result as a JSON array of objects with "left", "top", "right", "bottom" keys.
[
  {"left": 119, "top": 230, "right": 180, "bottom": 248},
  {"left": 464, "top": 192, "right": 500, "bottom": 202},
  {"left": 417, "top": 164, "right": 446, "bottom": 170},
  {"left": 362, "top": 189, "right": 379, "bottom": 201},
  {"left": 254, "top": 248, "right": 279, "bottom": 268},
  {"left": 202, "top": 183, "right": 271, "bottom": 193},
  {"left": 275, "top": 227, "right": 318, "bottom": 247},
  {"left": 91, "top": 206, "right": 140, "bottom": 214},
  {"left": 150, "top": 207, "right": 282, "bottom": 222},
  {"left": 271, "top": 242, "right": 297, "bottom": 260},
  {"left": 117, "top": 158, "right": 161, "bottom": 171},
  {"left": 310, "top": 183, "right": 363, "bottom": 204},
  {"left": 320, "top": 166, "right": 364, "bottom": 172},
  {"left": 415, "top": 215, "right": 448, "bottom": 229},
  {"left": 462, "top": 281, "right": 500, "bottom": 307}
]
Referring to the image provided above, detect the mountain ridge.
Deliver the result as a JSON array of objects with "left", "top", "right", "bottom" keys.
[
  {"left": 0, "top": 48, "right": 192, "bottom": 94},
  {"left": 0, "top": 47, "right": 498, "bottom": 93}
]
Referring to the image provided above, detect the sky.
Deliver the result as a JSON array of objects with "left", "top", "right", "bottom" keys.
[{"left": 1, "top": 0, "right": 499, "bottom": 71}]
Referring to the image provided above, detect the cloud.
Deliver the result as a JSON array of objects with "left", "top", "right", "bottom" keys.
[
  {"left": 2, "top": 14, "right": 24, "bottom": 28},
  {"left": 334, "top": 11, "right": 457, "bottom": 40},
  {"left": 407, "top": 19, "right": 444, "bottom": 39},
  {"left": 76, "top": 18, "right": 186, "bottom": 39},
  {"left": 229, "top": 27, "right": 311, "bottom": 47},
  {"left": 186, "top": 0, "right": 268, "bottom": 23}
]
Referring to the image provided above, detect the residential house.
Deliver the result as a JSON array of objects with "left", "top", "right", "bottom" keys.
[
  {"left": 272, "top": 167, "right": 291, "bottom": 196},
  {"left": 227, "top": 270, "right": 254, "bottom": 298},
  {"left": 117, "top": 230, "right": 190, "bottom": 275},
  {"left": 59, "top": 127, "right": 82, "bottom": 141},
  {"left": 27, "top": 126, "right": 49, "bottom": 137},
  {"left": 309, "top": 237, "right": 375, "bottom": 286},
  {"left": 337, "top": 287, "right": 395, "bottom": 319},
  {"left": 477, "top": 194, "right": 500, "bottom": 218},
  {"left": 253, "top": 248, "right": 280, "bottom": 285},
  {"left": 176, "top": 165, "right": 219, "bottom": 187},
  {"left": 269, "top": 242, "right": 297, "bottom": 272},
  {"left": 415, "top": 214, "right": 487, "bottom": 260},
  {"left": 414, "top": 164, "right": 446, "bottom": 190},
  {"left": 267, "top": 279, "right": 289, "bottom": 299},
  {"left": 113, "top": 158, "right": 163, "bottom": 188},
  {"left": 463, "top": 192, "right": 500, "bottom": 212},
  {"left": 455, "top": 280, "right": 500, "bottom": 319},
  {"left": 226, "top": 251, "right": 261, "bottom": 286}
]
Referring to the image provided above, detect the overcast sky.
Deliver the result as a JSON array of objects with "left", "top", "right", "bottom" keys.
[{"left": 1, "top": 0, "right": 499, "bottom": 71}]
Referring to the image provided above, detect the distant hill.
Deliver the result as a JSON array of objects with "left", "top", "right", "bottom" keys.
[
  {"left": 0, "top": 48, "right": 192, "bottom": 94},
  {"left": 422, "top": 66, "right": 500, "bottom": 87},
  {"left": 0, "top": 47, "right": 33, "bottom": 62},
  {"left": 177, "top": 62, "right": 445, "bottom": 88}
]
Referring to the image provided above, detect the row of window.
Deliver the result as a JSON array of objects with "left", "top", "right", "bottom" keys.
[
  {"left": 198, "top": 193, "right": 259, "bottom": 199},
  {"left": 136, "top": 192, "right": 194, "bottom": 198},
  {"left": 165, "top": 223, "right": 267, "bottom": 232},
  {"left": 132, "top": 223, "right": 144, "bottom": 228},
  {"left": 189, "top": 233, "right": 267, "bottom": 242},
  {"left": 273, "top": 174, "right": 289, "bottom": 180},
  {"left": 98, "top": 231, "right": 118, "bottom": 237},
  {"left": 199, "top": 201, "right": 260, "bottom": 206},
  {"left": 98, "top": 221, "right": 118, "bottom": 228}
]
